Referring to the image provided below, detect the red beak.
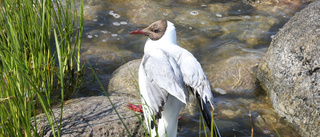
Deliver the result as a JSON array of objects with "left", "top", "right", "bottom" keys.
[{"left": 130, "top": 29, "right": 145, "bottom": 35}]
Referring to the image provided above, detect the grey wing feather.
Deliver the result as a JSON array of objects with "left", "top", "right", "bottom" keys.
[
  {"left": 178, "top": 49, "right": 215, "bottom": 110},
  {"left": 141, "top": 49, "right": 187, "bottom": 114}
]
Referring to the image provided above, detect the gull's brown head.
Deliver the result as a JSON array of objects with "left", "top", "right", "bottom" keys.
[{"left": 130, "top": 20, "right": 167, "bottom": 41}]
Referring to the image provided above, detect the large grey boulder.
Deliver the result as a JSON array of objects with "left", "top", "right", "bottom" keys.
[
  {"left": 108, "top": 59, "right": 141, "bottom": 98},
  {"left": 257, "top": 1, "right": 320, "bottom": 136},
  {"left": 33, "top": 96, "right": 145, "bottom": 137}
]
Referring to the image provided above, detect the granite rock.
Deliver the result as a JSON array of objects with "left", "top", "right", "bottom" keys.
[{"left": 257, "top": 1, "right": 320, "bottom": 136}]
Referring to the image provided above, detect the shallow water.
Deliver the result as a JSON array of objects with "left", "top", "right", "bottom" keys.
[{"left": 76, "top": 0, "right": 312, "bottom": 136}]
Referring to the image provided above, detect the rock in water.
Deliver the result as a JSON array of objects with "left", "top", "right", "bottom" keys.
[
  {"left": 108, "top": 59, "right": 141, "bottom": 98},
  {"left": 32, "top": 96, "right": 145, "bottom": 137},
  {"left": 257, "top": 1, "right": 320, "bottom": 136}
]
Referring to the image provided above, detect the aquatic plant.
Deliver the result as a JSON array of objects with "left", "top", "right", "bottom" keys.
[{"left": 0, "top": 0, "right": 83, "bottom": 136}]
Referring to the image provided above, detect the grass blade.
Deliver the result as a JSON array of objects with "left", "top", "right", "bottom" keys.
[{"left": 86, "top": 59, "right": 132, "bottom": 137}]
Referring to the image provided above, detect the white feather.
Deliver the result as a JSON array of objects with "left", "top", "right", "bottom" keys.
[{"left": 139, "top": 20, "right": 218, "bottom": 137}]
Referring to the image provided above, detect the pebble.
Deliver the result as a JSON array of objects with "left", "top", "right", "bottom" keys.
[
  {"left": 263, "top": 129, "right": 271, "bottom": 134},
  {"left": 101, "top": 30, "right": 108, "bottom": 34},
  {"left": 120, "top": 21, "right": 127, "bottom": 25},
  {"left": 215, "top": 88, "right": 227, "bottom": 94},
  {"left": 109, "top": 10, "right": 121, "bottom": 18},
  {"left": 216, "top": 13, "right": 222, "bottom": 17},
  {"left": 190, "top": 11, "right": 199, "bottom": 16},
  {"left": 113, "top": 22, "right": 121, "bottom": 26}
]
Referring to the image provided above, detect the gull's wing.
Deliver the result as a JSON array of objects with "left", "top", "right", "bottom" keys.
[
  {"left": 140, "top": 48, "right": 187, "bottom": 116},
  {"left": 178, "top": 48, "right": 221, "bottom": 137},
  {"left": 178, "top": 49, "right": 214, "bottom": 109}
]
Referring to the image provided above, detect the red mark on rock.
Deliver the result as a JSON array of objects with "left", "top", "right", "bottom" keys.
[{"left": 126, "top": 103, "right": 143, "bottom": 113}]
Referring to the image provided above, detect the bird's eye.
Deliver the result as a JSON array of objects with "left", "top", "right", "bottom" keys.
[{"left": 153, "top": 29, "right": 160, "bottom": 33}]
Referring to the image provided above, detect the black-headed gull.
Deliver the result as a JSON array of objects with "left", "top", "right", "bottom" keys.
[{"left": 130, "top": 20, "right": 220, "bottom": 137}]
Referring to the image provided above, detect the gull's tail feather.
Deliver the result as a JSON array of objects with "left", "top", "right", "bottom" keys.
[{"left": 195, "top": 92, "right": 221, "bottom": 137}]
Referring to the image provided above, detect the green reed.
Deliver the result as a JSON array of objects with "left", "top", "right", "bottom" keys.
[
  {"left": 86, "top": 59, "right": 132, "bottom": 136},
  {"left": 0, "top": 0, "right": 83, "bottom": 136}
]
